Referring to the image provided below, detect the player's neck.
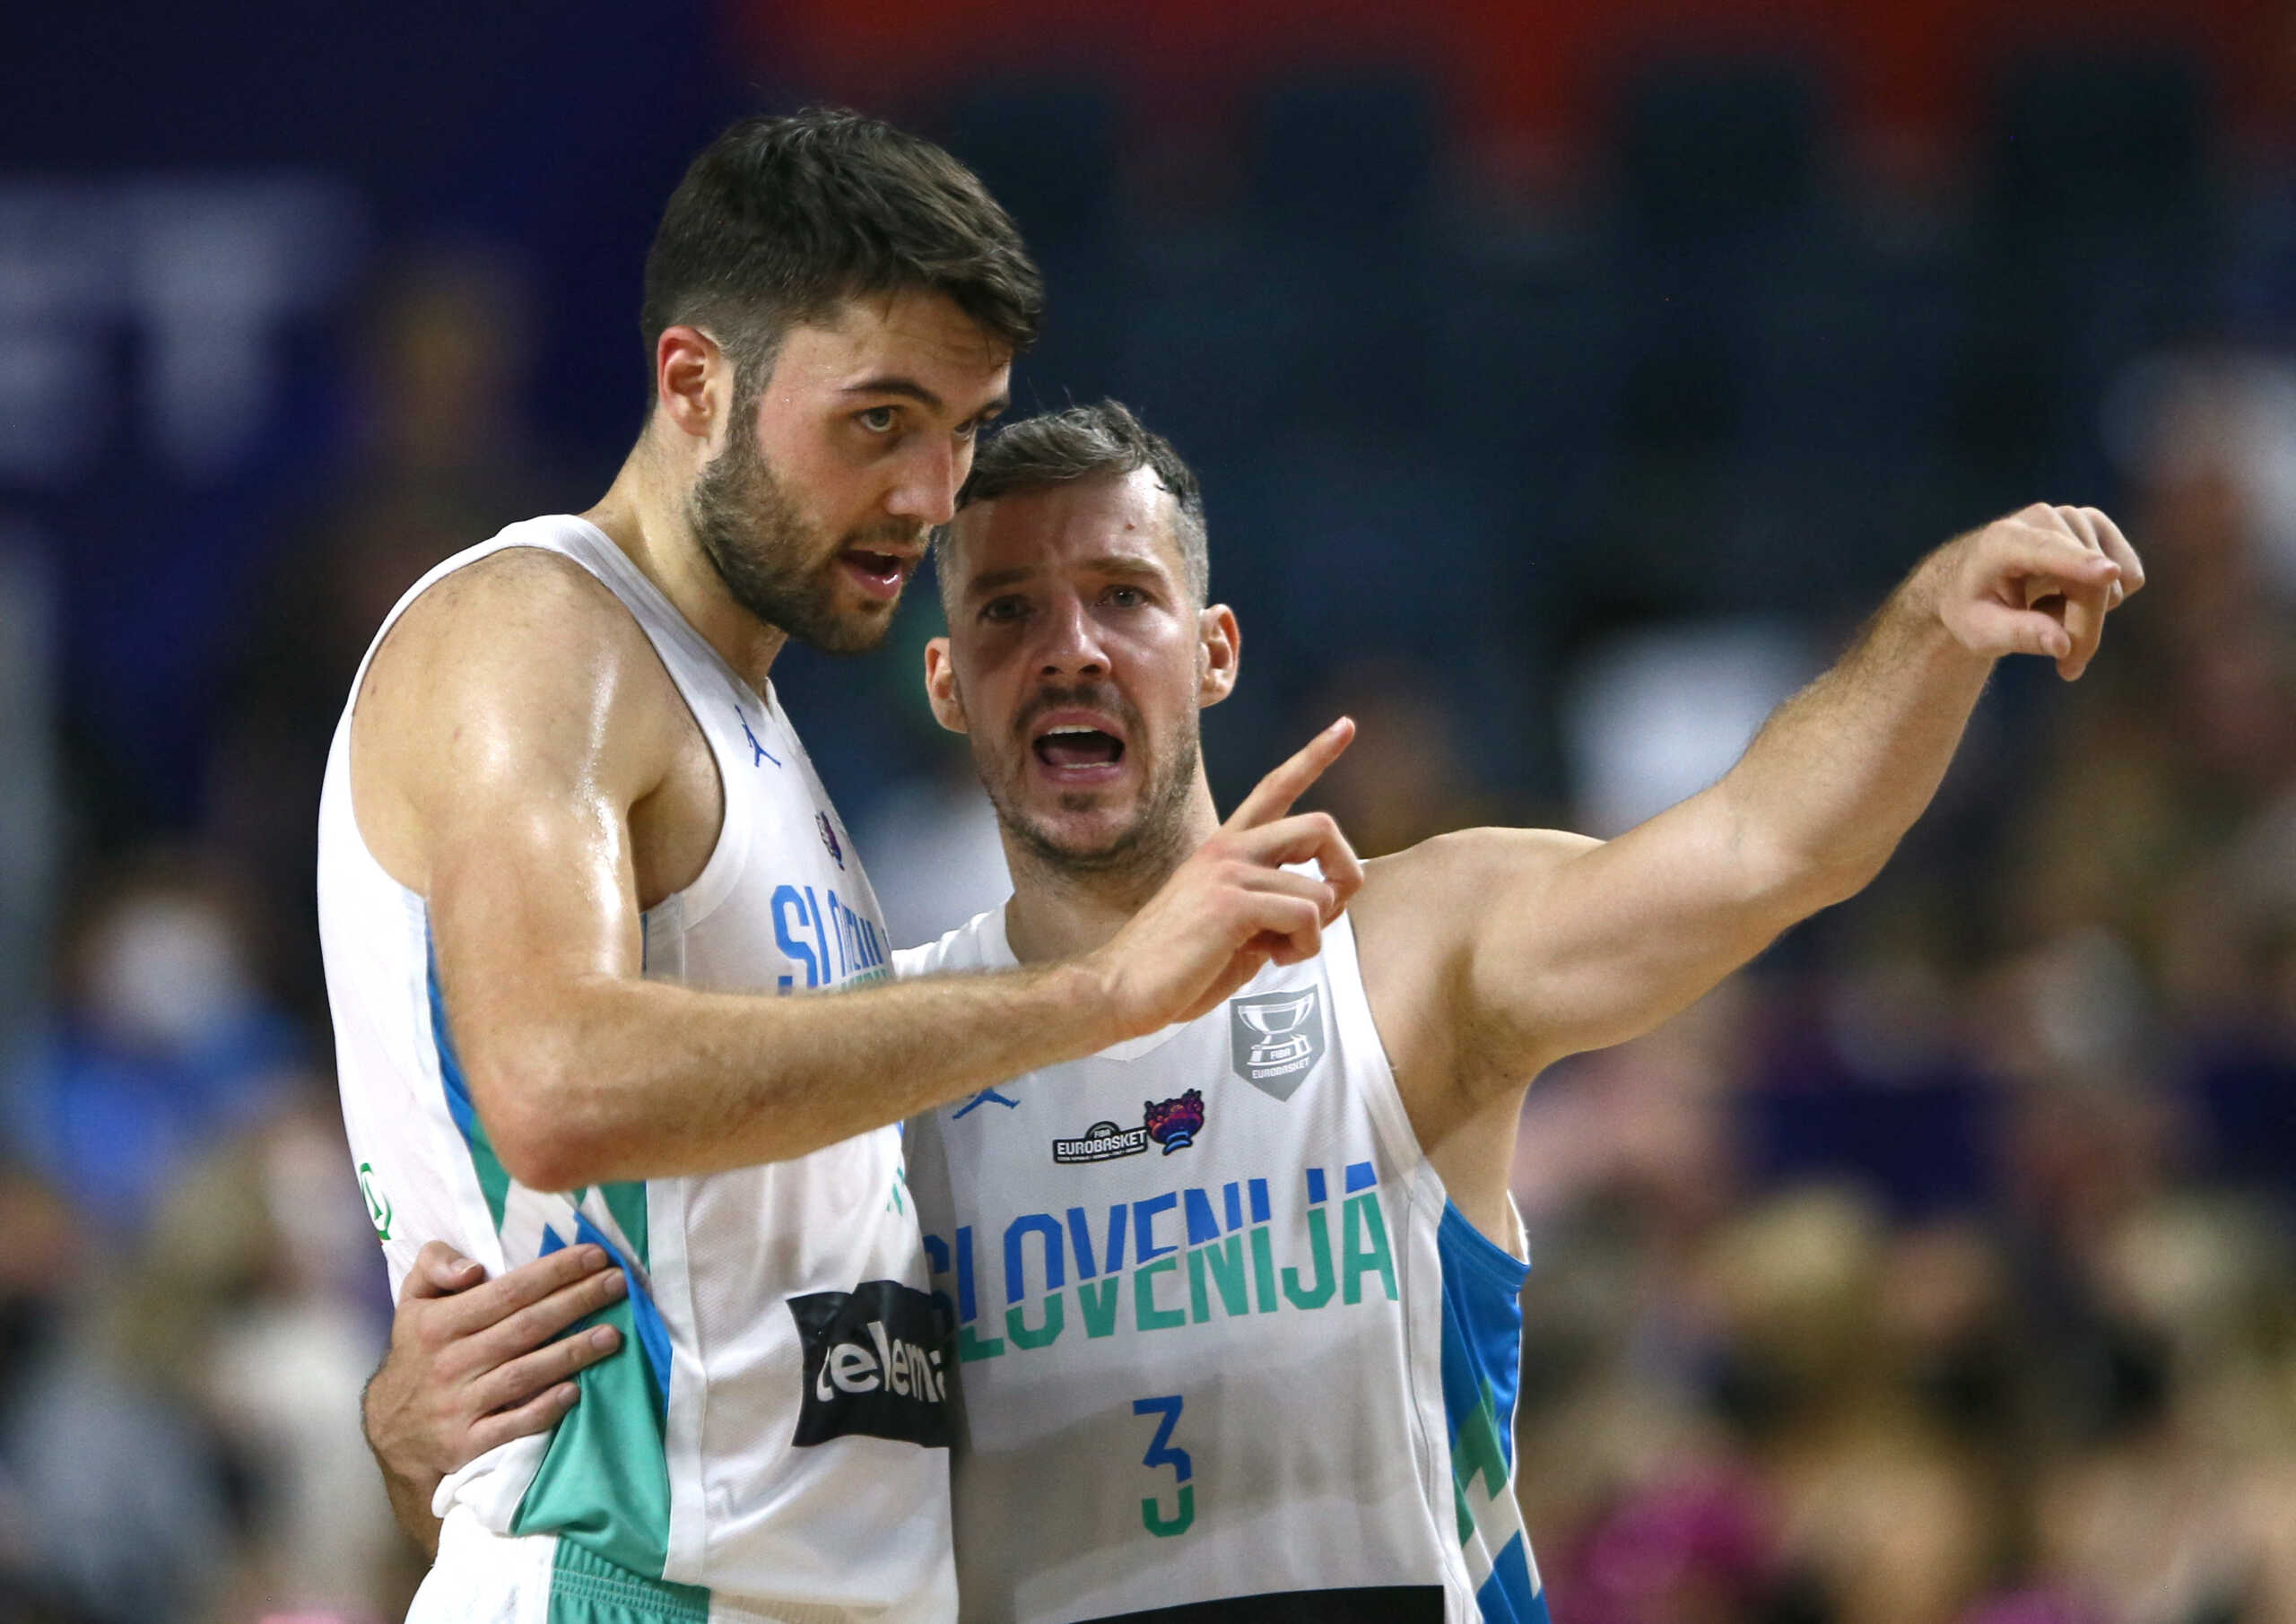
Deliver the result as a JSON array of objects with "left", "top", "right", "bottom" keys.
[
  {"left": 999, "top": 794, "right": 1220, "bottom": 965},
  {"left": 582, "top": 446, "right": 788, "bottom": 695}
]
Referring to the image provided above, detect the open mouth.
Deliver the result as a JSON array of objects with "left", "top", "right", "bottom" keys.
[
  {"left": 1026, "top": 705, "right": 1132, "bottom": 785},
  {"left": 839, "top": 547, "right": 913, "bottom": 600},
  {"left": 1032, "top": 725, "right": 1126, "bottom": 769}
]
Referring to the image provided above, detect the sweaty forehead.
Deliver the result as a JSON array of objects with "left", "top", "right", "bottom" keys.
[{"left": 945, "top": 468, "right": 1184, "bottom": 595}]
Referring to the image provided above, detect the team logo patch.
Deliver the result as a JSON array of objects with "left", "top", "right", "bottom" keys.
[
  {"left": 787, "top": 1280, "right": 953, "bottom": 1448},
  {"left": 1229, "top": 986, "right": 1325, "bottom": 1099},
  {"left": 1144, "top": 1089, "right": 1205, "bottom": 1153},
  {"left": 815, "top": 811, "right": 844, "bottom": 868}
]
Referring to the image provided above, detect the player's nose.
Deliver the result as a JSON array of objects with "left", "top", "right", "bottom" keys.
[
  {"left": 885, "top": 436, "right": 961, "bottom": 526},
  {"left": 1035, "top": 591, "right": 1108, "bottom": 677}
]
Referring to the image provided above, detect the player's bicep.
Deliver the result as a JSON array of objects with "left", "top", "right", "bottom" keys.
[
  {"left": 1448, "top": 807, "right": 1786, "bottom": 1065},
  {"left": 426, "top": 786, "right": 643, "bottom": 1009},
  {"left": 357, "top": 560, "right": 658, "bottom": 1153},
  {"left": 427, "top": 786, "right": 654, "bottom": 1188}
]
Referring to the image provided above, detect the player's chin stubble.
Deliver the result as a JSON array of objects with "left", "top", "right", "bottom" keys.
[
  {"left": 688, "top": 423, "right": 893, "bottom": 656},
  {"left": 991, "top": 725, "right": 1202, "bottom": 884}
]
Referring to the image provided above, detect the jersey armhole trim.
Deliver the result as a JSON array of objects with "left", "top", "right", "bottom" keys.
[
  {"left": 331, "top": 525, "right": 750, "bottom": 933},
  {"left": 1436, "top": 1200, "right": 1531, "bottom": 1292},
  {"left": 1321, "top": 911, "right": 1532, "bottom": 1267},
  {"left": 550, "top": 523, "right": 752, "bottom": 932}
]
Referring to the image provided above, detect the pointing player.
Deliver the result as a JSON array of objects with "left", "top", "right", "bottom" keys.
[
  {"left": 363, "top": 402, "right": 2142, "bottom": 1622},
  {"left": 323, "top": 117, "right": 1362, "bottom": 1624}
]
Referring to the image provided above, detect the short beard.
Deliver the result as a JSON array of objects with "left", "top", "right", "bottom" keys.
[
  {"left": 987, "top": 689, "right": 1203, "bottom": 890},
  {"left": 686, "top": 412, "right": 900, "bottom": 656}
]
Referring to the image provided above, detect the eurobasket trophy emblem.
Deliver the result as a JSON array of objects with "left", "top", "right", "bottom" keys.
[
  {"left": 1241, "top": 993, "right": 1316, "bottom": 1067},
  {"left": 1229, "top": 986, "right": 1325, "bottom": 1100}
]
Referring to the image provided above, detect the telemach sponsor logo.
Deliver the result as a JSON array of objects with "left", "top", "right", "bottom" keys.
[
  {"left": 787, "top": 1280, "right": 953, "bottom": 1447},
  {"left": 813, "top": 1318, "right": 946, "bottom": 1404}
]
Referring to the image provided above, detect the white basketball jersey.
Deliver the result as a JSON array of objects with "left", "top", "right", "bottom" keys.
[
  {"left": 318, "top": 516, "right": 954, "bottom": 1618},
  {"left": 898, "top": 907, "right": 1548, "bottom": 1624}
]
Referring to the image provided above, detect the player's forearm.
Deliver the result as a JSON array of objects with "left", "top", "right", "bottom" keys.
[
  {"left": 1450, "top": 508, "right": 2130, "bottom": 1075},
  {"left": 382, "top": 1462, "right": 446, "bottom": 1560},
  {"left": 465, "top": 957, "right": 1118, "bottom": 1187},
  {"left": 364, "top": 1373, "right": 448, "bottom": 1560},
  {"left": 1714, "top": 553, "right": 1992, "bottom": 912}
]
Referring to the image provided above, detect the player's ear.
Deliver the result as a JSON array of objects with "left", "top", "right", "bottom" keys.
[
  {"left": 924, "top": 638, "right": 970, "bottom": 734},
  {"left": 1197, "top": 604, "right": 1239, "bottom": 709},
  {"left": 654, "top": 325, "right": 730, "bottom": 447}
]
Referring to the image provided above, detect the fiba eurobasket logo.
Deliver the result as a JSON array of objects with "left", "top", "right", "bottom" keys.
[{"left": 1228, "top": 986, "right": 1325, "bottom": 1100}]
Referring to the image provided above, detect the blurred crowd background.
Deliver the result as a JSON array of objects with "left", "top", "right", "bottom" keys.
[{"left": 4, "top": 1, "right": 2295, "bottom": 1620}]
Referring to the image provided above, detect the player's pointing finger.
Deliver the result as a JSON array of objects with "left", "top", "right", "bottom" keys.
[
  {"left": 1995, "top": 525, "right": 2119, "bottom": 591},
  {"left": 1223, "top": 716, "right": 1355, "bottom": 832},
  {"left": 2082, "top": 508, "right": 2145, "bottom": 600}
]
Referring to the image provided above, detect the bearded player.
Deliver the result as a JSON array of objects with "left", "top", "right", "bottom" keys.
[
  {"left": 323, "top": 114, "right": 1364, "bottom": 1624},
  {"left": 362, "top": 401, "right": 2141, "bottom": 1622}
]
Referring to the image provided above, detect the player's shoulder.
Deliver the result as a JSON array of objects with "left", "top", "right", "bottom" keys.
[
  {"left": 1362, "top": 825, "right": 1597, "bottom": 898},
  {"left": 1354, "top": 825, "right": 1597, "bottom": 946},
  {"left": 364, "top": 522, "right": 673, "bottom": 713},
  {"left": 353, "top": 525, "right": 686, "bottom": 792},
  {"left": 891, "top": 905, "right": 1009, "bottom": 980},
  {"left": 383, "top": 528, "right": 642, "bottom": 662}
]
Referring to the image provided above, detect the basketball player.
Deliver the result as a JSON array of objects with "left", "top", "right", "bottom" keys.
[
  {"left": 323, "top": 116, "right": 1364, "bottom": 1624},
  {"left": 362, "top": 402, "right": 2142, "bottom": 1622}
]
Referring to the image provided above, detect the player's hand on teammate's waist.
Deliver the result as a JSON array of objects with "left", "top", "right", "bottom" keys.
[
  {"left": 1091, "top": 717, "right": 1363, "bottom": 1038},
  {"left": 1934, "top": 502, "right": 2146, "bottom": 682},
  {"left": 365, "top": 1239, "right": 628, "bottom": 1488}
]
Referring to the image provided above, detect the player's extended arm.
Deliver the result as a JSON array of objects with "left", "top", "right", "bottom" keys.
[
  {"left": 361, "top": 1241, "right": 629, "bottom": 1558},
  {"left": 1392, "top": 503, "right": 2143, "bottom": 1082},
  {"left": 356, "top": 553, "right": 1361, "bottom": 1189}
]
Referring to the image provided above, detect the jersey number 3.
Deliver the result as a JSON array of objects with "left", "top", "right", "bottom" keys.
[{"left": 1132, "top": 1394, "right": 1195, "bottom": 1538}]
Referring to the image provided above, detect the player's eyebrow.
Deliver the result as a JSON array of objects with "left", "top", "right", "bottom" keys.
[
  {"left": 1086, "top": 554, "right": 1167, "bottom": 583},
  {"left": 841, "top": 377, "right": 1013, "bottom": 423},
  {"left": 963, "top": 563, "right": 1039, "bottom": 600},
  {"left": 842, "top": 376, "right": 943, "bottom": 410},
  {"left": 964, "top": 553, "right": 1170, "bottom": 602}
]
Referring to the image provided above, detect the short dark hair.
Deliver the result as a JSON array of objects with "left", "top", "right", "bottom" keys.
[
  {"left": 640, "top": 109, "right": 1042, "bottom": 401},
  {"left": 943, "top": 400, "right": 1209, "bottom": 609}
]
